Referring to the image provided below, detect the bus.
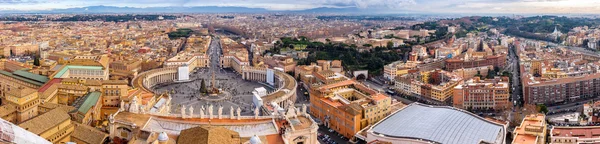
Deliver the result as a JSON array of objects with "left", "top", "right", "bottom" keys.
[{"left": 385, "top": 90, "right": 395, "bottom": 95}]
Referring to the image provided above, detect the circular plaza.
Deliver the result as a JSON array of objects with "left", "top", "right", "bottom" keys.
[{"left": 151, "top": 67, "right": 277, "bottom": 115}]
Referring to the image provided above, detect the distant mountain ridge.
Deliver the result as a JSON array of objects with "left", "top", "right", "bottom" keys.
[{"left": 0, "top": 5, "right": 365, "bottom": 14}]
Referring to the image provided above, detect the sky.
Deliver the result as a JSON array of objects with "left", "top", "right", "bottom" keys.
[{"left": 0, "top": 0, "right": 600, "bottom": 14}]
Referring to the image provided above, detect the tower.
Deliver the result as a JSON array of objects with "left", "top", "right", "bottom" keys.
[{"left": 211, "top": 70, "right": 216, "bottom": 88}]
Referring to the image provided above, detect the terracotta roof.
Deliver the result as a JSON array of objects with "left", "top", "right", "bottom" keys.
[
  {"left": 266, "top": 134, "right": 284, "bottom": 144},
  {"left": 19, "top": 106, "right": 74, "bottom": 134},
  {"left": 0, "top": 104, "right": 16, "bottom": 117},
  {"left": 552, "top": 126, "right": 600, "bottom": 139},
  {"left": 38, "top": 78, "right": 62, "bottom": 92},
  {"left": 85, "top": 79, "right": 103, "bottom": 86},
  {"left": 177, "top": 126, "right": 241, "bottom": 144},
  {"left": 339, "top": 103, "right": 362, "bottom": 116},
  {"left": 72, "top": 123, "right": 109, "bottom": 144},
  {"left": 39, "top": 102, "right": 63, "bottom": 110},
  {"left": 317, "top": 80, "right": 356, "bottom": 93},
  {"left": 114, "top": 111, "right": 152, "bottom": 127},
  {"left": 371, "top": 93, "right": 389, "bottom": 102},
  {"left": 321, "top": 97, "right": 343, "bottom": 107},
  {"left": 58, "top": 84, "right": 88, "bottom": 91},
  {"left": 102, "top": 80, "right": 128, "bottom": 85}
]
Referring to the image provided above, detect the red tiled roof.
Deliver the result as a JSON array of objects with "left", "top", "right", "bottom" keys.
[
  {"left": 552, "top": 127, "right": 600, "bottom": 138},
  {"left": 38, "top": 78, "right": 62, "bottom": 92}
]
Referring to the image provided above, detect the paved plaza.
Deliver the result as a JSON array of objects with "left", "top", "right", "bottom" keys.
[{"left": 152, "top": 37, "right": 273, "bottom": 116}]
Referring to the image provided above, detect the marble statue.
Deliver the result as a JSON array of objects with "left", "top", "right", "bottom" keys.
[
  {"left": 237, "top": 107, "right": 241, "bottom": 120},
  {"left": 139, "top": 105, "right": 146, "bottom": 114},
  {"left": 230, "top": 106, "right": 234, "bottom": 119},
  {"left": 302, "top": 104, "right": 307, "bottom": 114},
  {"left": 200, "top": 106, "right": 205, "bottom": 118},
  {"left": 254, "top": 107, "right": 259, "bottom": 119},
  {"left": 129, "top": 96, "right": 139, "bottom": 113},
  {"left": 181, "top": 105, "right": 186, "bottom": 118},
  {"left": 189, "top": 106, "right": 194, "bottom": 118},
  {"left": 208, "top": 104, "right": 214, "bottom": 119},
  {"left": 119, "top": 100, "right": 125, "bottom": 111},
  {"left": 218, "top": 105, "right": 223, "bottom": 119}
]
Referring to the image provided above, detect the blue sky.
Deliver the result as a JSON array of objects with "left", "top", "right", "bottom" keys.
[{"left": 0, "top": 0, "right": 599, "bottom": 13}]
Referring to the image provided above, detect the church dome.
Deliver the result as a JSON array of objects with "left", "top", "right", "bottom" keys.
[
  {"left": 158, "top": 132, "right": 169, "bottom": 141},
  {"left": 249, "top": 135, "right": 261, "bottom": 144}
]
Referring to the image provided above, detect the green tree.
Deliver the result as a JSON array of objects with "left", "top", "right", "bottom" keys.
[
  {"left": 487, "top": 69, "right": 496, "bottom": 79},
  {"left": 537, "top": 104, "right": 549, "bottom": 114},
  {"left": 502, "top": 71, "right": 511, "bottom": 77},
  {"left": 387, "top": 41, "right": 394, "bottom": 49},
  {"left": 33, "top": 56, "right": 40, "bottom": 66},
  {"left": 200, "top": 79, "right": 207, "bottom": 94},
  {"left": 474, "top": 70, "right": 483, "bottom": 79},
  {"left": 363, "top": 44, "right": 372, "bottom": 48}
]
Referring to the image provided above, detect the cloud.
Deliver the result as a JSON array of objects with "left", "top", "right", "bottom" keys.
[
  {"left": 0, "top": 0, "right": 598, "bottom": 13},
  {"left": 0, "top": 0, "right": 38, "bottom": 4},
  {"left": 323, "top": 0, "right": 416, "bottom": 9}
]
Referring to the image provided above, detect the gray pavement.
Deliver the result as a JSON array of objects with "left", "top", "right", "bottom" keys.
[{"left": 152, "top": 36, "right": 272, "bottom": 116}]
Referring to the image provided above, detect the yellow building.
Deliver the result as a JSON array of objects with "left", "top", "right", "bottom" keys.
[
  {"left": 57, "top": 81, "right": 89, "bottom": 105},
  {"left": 542, "top": 68, "right": 568, "bottom": 79},
  {"left": 431, "top": 82, "right": 460, "bottom": 102},
  {"left": 0, "top": 70, "right": 49, "bottom": 102},
  {"left": 513, "top": 114, "right": 547, "bottom": 144},
  {"left": 19, "top": 106, "right": 75, "bottom": 143},
  {"left": 383, "top": 61, "right": 419, "bottom": 81},
  {"left": 420, "top": 71, "right": 431, "bottom": 84},
  {"left": 4, "top": 87, "right": 40, "bottom": 123},
  {"left": 101, "top": 80, "right": 129, "bottom": 107},
  {"left": 309, "top": 77, "right": 392, "bottom": 139},
  {"left": 531, "top": 60, "right": 542, "bottom": 76}
]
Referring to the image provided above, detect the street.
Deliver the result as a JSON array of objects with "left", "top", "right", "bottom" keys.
[
  {"left": 360, "top": 78, "right": 445, "bottom": 105},
  {"left": 507, "top": 44, "right": 522, "bottom": 107}
]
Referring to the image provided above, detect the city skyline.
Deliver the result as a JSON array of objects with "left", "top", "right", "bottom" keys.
[{"left": 0, "top": 0, "right": 599, "bottom": 14}]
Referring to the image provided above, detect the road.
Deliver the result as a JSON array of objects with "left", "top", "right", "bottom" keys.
[
  {"left": 507, "top": 44, "right": 522, "bottom": 107},
  {"left": 361, "top": 79, "right": 387, "bottom": 92},
  {"left": 295, "top": 83, "right": 310, "bottom": 107},
  {"left": 208, "top": 37, "right": 222, "bottom": 73}
]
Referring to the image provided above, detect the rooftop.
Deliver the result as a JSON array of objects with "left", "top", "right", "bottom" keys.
[
  {"left": 13, "top": 70, "right": 49, "bottom": 83},
  {"left": 19, "top": 106, "right": 74, "bottom": 135},
  {"left": 53, "top": 65, "right": 104, "bottom": 78},
  {"left": 513, "top": 114, "right": 545, "bottom": 144},
  {"left": 177, "top": 126, "right": 241, "bottom": 144},
  {"left": 370, "top": 103, "right": 506, "bottom": 144},
  {"left": 0, "top": 104, "right": 16, "bottom": 117},
  {"left": 72, "top": 123, "right": 109, "bottom": 144},
  {"left": 72, "top": 91, "right": 102, "bottom": 114},
  {"left": 552, "top": 126, "right": 600, "bottom": 139},
  {"left": 0, "top": 70, "right": 46, "bottom": 86}
]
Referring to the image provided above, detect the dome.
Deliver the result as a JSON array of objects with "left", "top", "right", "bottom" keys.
[
  {"left": 249, "top": 135, "right": 261, "bottom": 144},
  {"left": 158, "top": 132, "right": 169, "bottom": 141}
]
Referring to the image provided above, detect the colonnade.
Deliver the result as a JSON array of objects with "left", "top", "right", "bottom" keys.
[{"left": 243, "top": 71, "right": 267, "bottom": 82}]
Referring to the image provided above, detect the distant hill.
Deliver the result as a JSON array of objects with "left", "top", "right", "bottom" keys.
[{"left": 0, "top": 6, "right": 367, "bottom": 14}]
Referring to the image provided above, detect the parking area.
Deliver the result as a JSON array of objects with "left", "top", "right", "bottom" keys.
[{"left": 317, "top": 125, "right": 350, "bottom": 144}]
